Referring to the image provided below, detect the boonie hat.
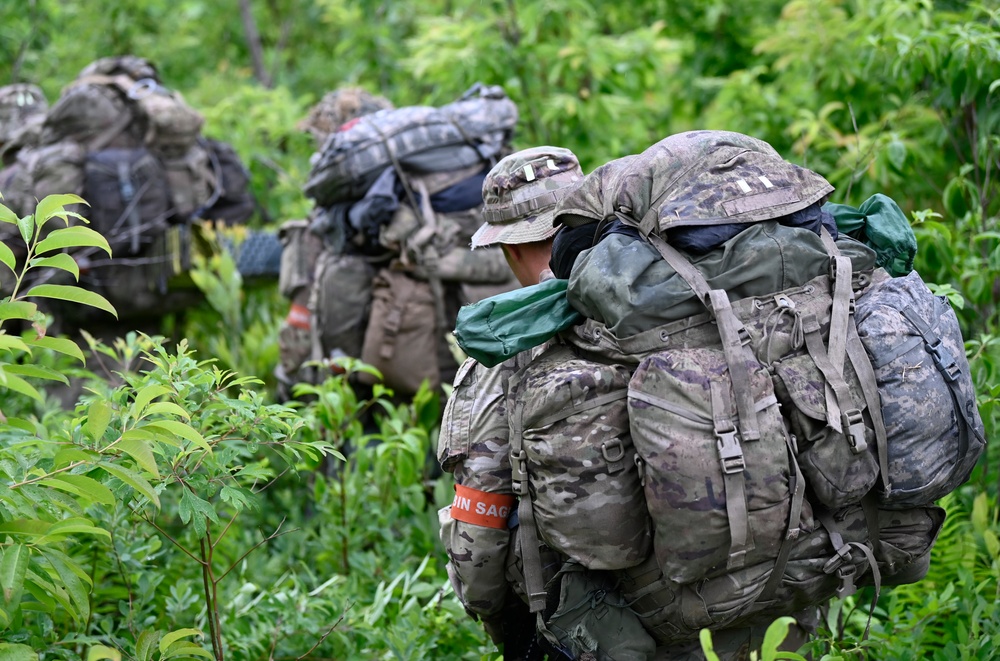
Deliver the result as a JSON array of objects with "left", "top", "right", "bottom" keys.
[{"left": 470, "top": 146, "right": 583, "bottom": 248}]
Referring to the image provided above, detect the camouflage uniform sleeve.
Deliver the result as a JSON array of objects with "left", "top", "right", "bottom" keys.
[{"left": 438, "top": 356, "right": 517, "bottom": 622}]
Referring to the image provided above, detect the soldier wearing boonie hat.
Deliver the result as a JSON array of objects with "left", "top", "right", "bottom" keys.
[
  {"left": 471, "top": 146, "right": 584, "bottom": 249},
  {"left": 470, "top": 146, "right": 583, "bottom": 286}
]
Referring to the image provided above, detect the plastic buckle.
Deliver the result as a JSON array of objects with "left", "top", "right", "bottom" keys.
[
  {"left": 823, "top": 544, "right": 853, "bottom": 574},
  {"left": 510, "top": 449, "right": 529, "bottom": 496},
  {"left": 716, "top": 427, "right": 745, "bottom": 474},
  {"left": 926, "top": 339, "right": 960, "bottom": 382},
  {"left": 835, "top": 564, "right": 858, "bottom": 598},
  {"left": 842, "top": 409, "right": 868, "bottom": 454},
  {"left": 774, "top": 294, "right": 795, "bottom": 309},
  {"left": 737, "top": 326, "right": 753, "bottom": 347}
]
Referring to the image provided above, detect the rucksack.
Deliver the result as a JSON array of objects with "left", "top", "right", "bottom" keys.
[
  {"left": 449, "top": 131, "right": 985, "bottom": 654},
  {"left": 303, "top": 83, "right": 517, "bottom": 207}
]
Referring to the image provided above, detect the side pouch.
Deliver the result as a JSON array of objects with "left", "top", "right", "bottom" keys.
[
  {"left": 512, "top": 344, "right": 649, "bottom": 571},
  {"left": 25, "top": 140, "right": 86, "bottom": 200},
  {"left": 537, "top": 564, "right": 657, "bottom": 661},
  {"left": 277, "top": 219, "right": 323, "bottom": 299},
  {"left": 359, "top": 267, "right": 440, "bottom": 395},
  {"left": 309, "top": 249, "right": 375, "bottom": 361},
  {"left": 771, "top": 355, "right": 878, "bottom": 508},
  {"left": 162, "top": 143, "right": 215, "bottom": 221},
  {"left": 629, "top": 348, "right": 793, "bottom": 584},
  {"left": 855, "top": 270, "right": 986, "bottom": 507}
]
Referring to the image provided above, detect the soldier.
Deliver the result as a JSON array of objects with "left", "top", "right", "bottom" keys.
[
  {"left": 439, "top": 141, "right": 823, "bottom": 660},
  {"left": 438, "top": 145, "right": 585, "bottom": 659}
]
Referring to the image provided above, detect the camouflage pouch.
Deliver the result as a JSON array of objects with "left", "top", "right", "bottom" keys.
[
  {"left": 537, "top": 563, "right": 657, "bottom": 661},
  {"left": 309, "top": 249, "right": 375, "bottom": 361},
  {"left": 510, "top": 343, "right": 649, "bottom": 571},
  {"left": 358, "top": 267, "right": 440, "bottom": 394},
  {"left": 161, "top": 143, "right": 216, "bottom": 221},
  {"left": 125, "top": 79, "right": 204, "bottom": 158},
  {"left": 628, "top": 347, "right": 793, "bottom": 584},
  {"left": 855, "top": 270, "right": 986, "bottom": 508},
  {"left": 277, "top": 219, "right": 324, "bottom": 299},
  {"left": 20, "top": 140, "right": 86, "bottom": 200}
]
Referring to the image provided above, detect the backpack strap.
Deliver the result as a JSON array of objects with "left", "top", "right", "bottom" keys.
[
  {"left": 758, "top": 434, "right": 807, "bottom": 601},
  {"left": 646, "top": 232, "right": 762, "bottom": 441},
  {"left": 509, "top": 400, "right": 549, "bottom": 613},
  {"left": 899, "top": 304, "right": 986, "bottom": 461},
  {"left": 709, "top": 381, "right": 752, "bottom": 569}
]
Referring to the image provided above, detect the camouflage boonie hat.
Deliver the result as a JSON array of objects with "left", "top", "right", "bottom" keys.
[
  {"left": 299, "top": 87, "right": 394, "bottom": 145},
  {"left": 471, "top": 146, "right": 583, "bottom": 249}
]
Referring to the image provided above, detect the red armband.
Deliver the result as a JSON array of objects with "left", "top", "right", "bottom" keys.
[{"left": 449, "top": 484, "right": 515, "bottom": 529}]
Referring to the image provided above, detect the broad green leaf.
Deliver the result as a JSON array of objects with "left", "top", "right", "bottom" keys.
[
  {"left": 34, "top": 226, "right": 110, "bottom": 257},
  {"left": 4, "top": 417, "right": 39, "bottom": 434},
  {"left": 53, "top": 447, "right": 96, "bottom": 468},
  {"left": 39, "top": 474, "right": 115, "bottom": 507},
  {"left": 86, "top": 646, "right": 121, "bottom": 661},
  {"left": 4, "top": 363, "right": 69, "bottom": 385},
  {"left": 0, "top": 643, "right": 38, "bottom": 661},
  {"left": 23, "top": 284, "right": 117, "bottom": 318},
  {"left": 0, "top": 242, "right": 16, "bottom": 275},
  {"left": 159, "top": 629, "right": 203, "bottom": 655},
  {"left": 15, "top": 214, "right": 33, "bottom": 245},
  {"left": 143, "top": 401, "right": 190, "bottom": 420},
  {"left": 145, "top": 420, "right": 210, "bottom": 453},
  {"left": 161, "top": 642, "right": 213, "bottom": 660},
  {"left": 135, "top": 630, "right": 161, "bottom": 661},
  {"left": 0, "top": 520, "right": 50, "bottom": 538},
  {"left": 0, "top": 373, "right": 43, "bottom": 402},
  {"left": 117, "top": 437, "right": 160, "bottom": 477},
  {"left": 37, "top": 548, "right": 89, "bottom": 624},
  {"left": 99, "top": 463, "right": 160, "bottom": 508},
  {"left": 0, "top": 301, "right": 38, "bottom": 323},
  {"left": 0, "top": 203, "right": 17, "bottom": 224},
  {"left": 28, "top": 335, "right": 84, "bottom": 362},
  {"left": 0, "top": 544, "right": 29, "bottom": 606},
  {"left": 761, "top": 616, "right": 799, "bottom": 659},
  {"left": 35, "top": 194, "right": 88, "bottom": 226},
  {"left": 131, "top": 384, "right": 172, "bottom": 417},
  {"left": 29, "top": 253, "right": 80, "bottom": 281},
  {"left": 0, "top": 336, "right": 31, "bottom": 354},
  {"left": 35, "top": 520, "right": 111, "bottom": 545},
  {"left": 86, "top": 400, "right": 113, "bottom": 442},
  {"left": 25, "top": 567, "right": 72, "bottom": 615},
  {"left": 123, "top": 427, "right": 183, "bottom": 450}
]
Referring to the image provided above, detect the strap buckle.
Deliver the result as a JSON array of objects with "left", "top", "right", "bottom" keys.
[
  {"left": 510, "top": 449, "right": 529, "bottom": 496},
  {"left": 926, "top": 339, "right": 961, "bottom": 382},
  {"left": 823, "top": 544, "right": 854, "bottom": 574},
  {"left": 842, "top": 408, "right": 868, "bottom": 454},
  {"left": 716, "top": 426, "right": 745, "bottom": 474}
]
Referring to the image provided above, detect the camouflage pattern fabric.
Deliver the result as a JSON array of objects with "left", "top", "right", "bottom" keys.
[
  {"left": 855, "top": 269, "right": 986, "bottom": 508},
  {"left": 509, "top": 343, "right": 650, "bottom": 571},
  {"left": 298, "top": 87, "right": 394, "bottom": 147},
  {"left": 607, "top": 130, "right": 834, "bottom": 237},
  {"left": 0, "top": 84, "right": 47, "bottom": 151},
  {"left": 304, "top": 83, "right": 517, "bottom": 206}
]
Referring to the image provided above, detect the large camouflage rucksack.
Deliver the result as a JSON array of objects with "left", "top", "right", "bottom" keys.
[
  {"left": 303, "top": 83, "right": 518, "bottom": 207},
  {"left": 2, "top": 57, "right": 255, "bottom": 324},
  {"left": 446, "top": 131, "right": 985, "bottom": 656},
  {"left": 277, "top": 87, "right": 517, "bottom": 396}
]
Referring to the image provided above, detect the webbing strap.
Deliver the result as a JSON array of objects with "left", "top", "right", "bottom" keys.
[
  {"left": 647, "top": 233, "right": 761, "bottom": 440},
  {"left": 846, "top": 326, "right": 892, "bottom": 494},
  {"left": 509, "top": 401, "right": 549, "bottom": 613},
  {"left": 710, "top": 381, "right": 752, "bottom": 570},
  {"left": 759, "top": 435, "right": 806, "bottom": 602},
  {"left": 827, "top": 255, "right": 854, "bottom": 376},
  {"left": 900, "top": 305, "right": 985, "bottom": 459},
  {"left": 861, "top": 490, "right": 883, "bottom": 561},
  {"left": 802, "top": 314, "right": 868, "bottom": 454}
]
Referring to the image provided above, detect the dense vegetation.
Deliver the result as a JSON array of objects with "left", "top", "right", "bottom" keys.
[{"left": 0, "top": 0, "right": 998, "bottom": 659}]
